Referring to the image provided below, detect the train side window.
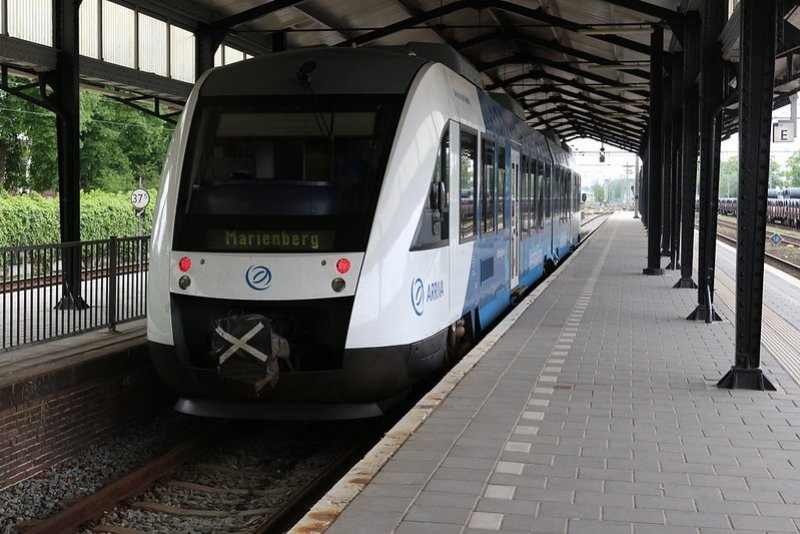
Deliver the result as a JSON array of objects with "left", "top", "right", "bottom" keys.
[
  {"left": 411, "top": 125, "right": 450, "bottom": 250},
  {"left": 460, "top": 129, "right": 478, "bottom": 241},
  {"left": 566, "top": 171, "right": 571, "bottom": 216},
  {"left": 481, "top": 136, "right": 496, "bottom": 234},
  {"left": 545, "top": 163, "right": 552, "bottom": 219},
  {"left": 520, "top": 154, "right": 529, "bottom": 233},
  {"left": 537, "top": 160, "right": 545, "bottom": 228},
  {"left": 497, "top": 144, "right": 506, "bottom": 230},
  {"left": 522, "top": 153, "right": 533, "bottom": 233},
  {"left": 532, "top": 159, "right": 538, "bottom": 232}
]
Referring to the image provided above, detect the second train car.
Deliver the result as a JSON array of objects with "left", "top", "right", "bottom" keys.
[{"left": 147, "top": 43, "right": 581, "bottom": 419}]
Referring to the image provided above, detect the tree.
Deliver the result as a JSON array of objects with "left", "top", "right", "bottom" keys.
[
  {"left": 784, "top": 149, "right": 800, "bottom": 187},
  {"left": 0, "top": 78, "right": 173, "bottom": 193},
  {"left": 769, "top": 156, "right": 785, "bottom": 189},
  {"left": 80, "top": 93, "right": 173, "bottom": 192},
  {"left": 591, "top": 182, "right": 605, "bottom": 203},
  {"left": 0, "top": 82, "right": 58, "bottom": 191},
  {"left": 718, "top": 155, "right": 738, "bottom": 198}
]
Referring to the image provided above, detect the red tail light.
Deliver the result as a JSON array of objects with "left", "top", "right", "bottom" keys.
[
  {"left": 179, "top": 256, "right": 192, "bottom": 272},
  {"left": 336, "top": 258, "right": 351, "bottom": 274}
]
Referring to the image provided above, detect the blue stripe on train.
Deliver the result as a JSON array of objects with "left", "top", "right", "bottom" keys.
[{"left": 455, "top": 91, "right": 576, "bottom": 332}]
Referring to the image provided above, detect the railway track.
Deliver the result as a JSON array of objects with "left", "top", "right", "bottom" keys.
[
  {"left": 713, "top": 229, "right": 800, "bottom": 278},
  {"left": 9, "top": 211, "right": 611, "bottom": 534},
  {"left": 16, "top": 420, "right": 385, "bottom": 534},
  {"left": 716, "top": 218, "right": 800, "bottom": 248}
]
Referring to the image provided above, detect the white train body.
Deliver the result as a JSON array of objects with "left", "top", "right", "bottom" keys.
[{"left": 147, "top": 45, "right": 580, "bottom": 419}]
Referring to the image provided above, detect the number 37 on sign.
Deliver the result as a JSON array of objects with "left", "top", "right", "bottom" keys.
[{"left": 131, "top": 188, "right": 150, "bottom": 209}]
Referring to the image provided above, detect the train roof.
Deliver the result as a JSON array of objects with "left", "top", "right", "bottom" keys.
[
  {"left": 200, "top": 47, "right": 429, "bottom": 97},
  {"left": 199, "top": 44, "right": 572, "bottom": 168}
]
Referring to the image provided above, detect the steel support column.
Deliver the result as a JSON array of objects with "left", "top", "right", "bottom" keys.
[
  {"left": 644, "top": 25, "right": 665, "bottom": 276},
  {"left": 661, "top": 62, "right": 673, "bottom": 259},
  {"left": 53, "top": 0, "right": 86, "bottom": 310},
  {"left": 717, "top": 0, "right": 777, "bottom": 391},
  {"left": 196, "top": 30, "right": 224, "bottom": 79},
  {"left": 688, "top": 0, "right": 724, "bottom": 322},
  {"left": 272, "top": 31, "right": 288, "bottom": 53},
  {"left": 641, "top": 160, "right": 649, "bottom": 227},
  {"left": 667, "top": 54, "right": 683, "bottom": 270},
  {"left": 675, "top": 14, "right": 701, "bottom": 289}
]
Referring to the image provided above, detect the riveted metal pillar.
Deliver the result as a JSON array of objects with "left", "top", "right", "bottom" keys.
[
  {"left": 667, "top": 54, "right": 684, "bottom": 270},
  {"left": 688, "top": 0, "right": 724, "bottom": 321},
  {"left": 718, "top": 0, "right": 777, "bottom": 391},
  {"left": 53, "top": 0, "right": 86, "bottom": 310},
  {"left": 661, "top": 62, "right": 673, "bottom": 260},
  {"left": 196, "top": 30, "right": 224, "bottom": 79},
  {"left": 644, "top": 25, "right": 665, "bottom": 276},
  {"left": 272, "top": 30, "right": 287, "bottom": 52},
  {"left": 675, "top": 13, "right": 701, "bottom": 289},
  {"left": 641, "top": 160, "right": 649, "bottom": 226}
]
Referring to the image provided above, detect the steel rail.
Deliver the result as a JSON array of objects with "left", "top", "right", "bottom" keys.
[
  {"left": 254, "top": 439, "right": 376, "bottom": 534},
  {"left": 714, "top": 231, "right": 800, "bottom": 278},
  {"left": 24, "top": 429, "right": 222, "bottom": 534}
]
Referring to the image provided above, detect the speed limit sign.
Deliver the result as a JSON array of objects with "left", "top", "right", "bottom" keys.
[{"left": 131, "top": 188, "right": 150, "bottom": 209}]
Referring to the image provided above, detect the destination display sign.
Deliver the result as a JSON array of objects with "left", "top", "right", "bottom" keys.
[{"left": 207, "top": 230, "right": 334, "bottom": 251}]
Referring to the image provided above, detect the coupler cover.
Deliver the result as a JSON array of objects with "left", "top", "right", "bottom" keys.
[{"left": 211, "top": 313, "right": 290, "bottom": 396}]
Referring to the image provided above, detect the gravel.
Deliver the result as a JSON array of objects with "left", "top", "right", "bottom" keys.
[
  {"left": 0, "top": 411, "right": 212, "bottom": 533},
  {"left": 0, "top": 415, "right": 374, "bottom": 534}
]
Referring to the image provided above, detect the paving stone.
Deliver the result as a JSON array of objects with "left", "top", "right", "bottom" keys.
[
  {"left": 721, "top": 487, "right": 784, "bottom": 503},
  {"left": 603, "top": 481, "right": 663, "bottom": 497},
  {"left": 501, "top": 515, "right": 567, "bottom": 533},
  {"left": 325, "top": 510, "right": 403, "bottom": 533},
  {"left": 542, "top": 476, "right": 601, "bottom": 493},
  {"left": 394, "top": 522, "right": 463, "bottom": 534},
  {"left": 359, "top": 483, "right": 423, "bottom": 498},
  {"left": 413, "top": 491, "right": 479, "bottom": 509},
  {"left": 632, "top": 525, "right": 698, "bottom": 534},
  {"left": 345, "top": 495, "right": 412, "bottom": 513},
  {"left": 729, "top": 514, "right": 799, "bottom": 532},
  {"left": 484, "top": 484, "right": 515, "bottom": 500},
  {"left": 476, "top": 497, "right": 539, "bottom": 515},
  {"left": 514, "top": 486, "right": 575, "bottom": 503},
  {"left": 425, "top": 479, "right": 486, "bottom": 495},
  {"left": 756, "top": 502, "right": 800, "bottom": 517},
  {"left": 566, "top": 519, "right": 632, "bottom": 533},
  {"left": 634, "top": 495, "right": 695, "bottom": 512},
  {"left": 539, "top": 502, "right": 601, "bottom": 520},
  {"left": 602, "top": 506, "right": 664, "bottom": 524},
  {"left": 405, "top": 504, "right": 472, "bottom": 525},
  {"left": 663, "top": 510, "right": 731, "bottom": 528}
]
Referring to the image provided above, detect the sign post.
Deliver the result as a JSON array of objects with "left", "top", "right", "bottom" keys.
[{"left": 131, "top": 186, "right": 150, "bottom": 236}]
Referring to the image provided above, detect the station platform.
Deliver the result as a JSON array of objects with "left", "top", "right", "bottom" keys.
[{"left": 294, "top": 212, "right": 800, "bottom": 533}]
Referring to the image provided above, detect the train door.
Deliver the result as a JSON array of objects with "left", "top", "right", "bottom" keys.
[{"left": 510, "top": 148, "right": 520, "bottom": 289}]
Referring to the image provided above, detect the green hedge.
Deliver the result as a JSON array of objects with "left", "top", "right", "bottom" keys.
[{"left": 0, "top": 189, "right": 156, "bottom": 248}]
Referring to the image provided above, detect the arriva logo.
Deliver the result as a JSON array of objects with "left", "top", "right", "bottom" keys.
[
  {"left": 245, "top": 265, "right": 272, "bottom": 291},
  {"left": 411, "top": 278, "right": 425, "bottom": 316},
  {"left": 411, "top": 277, "right": 444, "bottom": 316}
]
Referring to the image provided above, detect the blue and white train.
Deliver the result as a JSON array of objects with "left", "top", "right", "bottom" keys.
[{"left": 147, "top": 43, "right": 581, "bottom": 419}]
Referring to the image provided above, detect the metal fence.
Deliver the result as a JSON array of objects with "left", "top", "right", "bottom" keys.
[{"left": 0, "top": 236, "right": 149, "bottom": 351}]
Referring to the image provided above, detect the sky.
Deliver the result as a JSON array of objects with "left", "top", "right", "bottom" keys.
[{"left": 568, "top": 103, "right": 800, "bottom": 187}]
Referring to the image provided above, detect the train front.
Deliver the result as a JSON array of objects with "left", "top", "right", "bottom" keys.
[{"left": 147, "top": 48, "right": 427, "bottom": 419}]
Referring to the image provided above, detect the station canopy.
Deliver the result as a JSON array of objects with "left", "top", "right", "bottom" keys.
[{"left": 1, "top": 0, "right": 800, "bottom": 153}]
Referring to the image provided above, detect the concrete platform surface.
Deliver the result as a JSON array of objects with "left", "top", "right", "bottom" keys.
[{"left": 294, "top": 212, "right": 800, "bottom": 534}]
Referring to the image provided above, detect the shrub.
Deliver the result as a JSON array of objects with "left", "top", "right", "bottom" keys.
[{"left": 0, "top": 189, "right": 156, "bottom": 248}]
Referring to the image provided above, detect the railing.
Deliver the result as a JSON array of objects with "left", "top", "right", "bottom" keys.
[{"left": 0, "top": 236, "right": 149, "bottom": 351}]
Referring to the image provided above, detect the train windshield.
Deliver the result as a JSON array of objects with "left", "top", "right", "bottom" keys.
[{"left": 173, "top": 94, "right": 404, "bottom": 253}]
